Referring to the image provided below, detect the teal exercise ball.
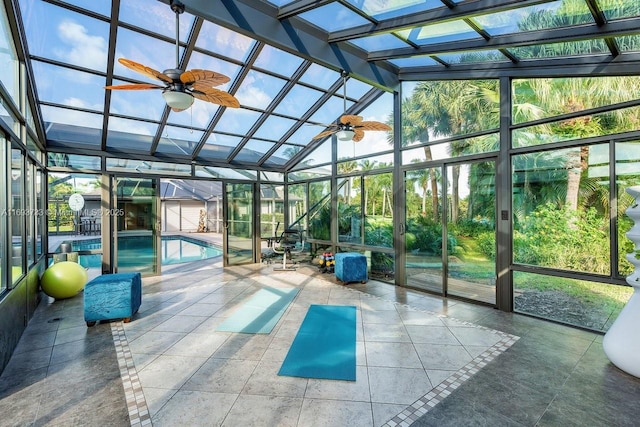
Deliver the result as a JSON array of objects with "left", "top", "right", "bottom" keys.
[{"left": 41, "top": 261, "right": 88, "bottom": 299}]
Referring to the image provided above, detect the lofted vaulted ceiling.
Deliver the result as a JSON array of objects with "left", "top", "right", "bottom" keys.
[{"left": 12, "top": 0, "right": 640, "bottom": 174}]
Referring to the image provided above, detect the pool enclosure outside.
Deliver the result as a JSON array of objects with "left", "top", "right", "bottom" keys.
[
  {"left": 3, "top": 0, "right": 640, "bottom": 341},
  {"left": 53, "top": 235, "right": 222, "bottom": 270}
]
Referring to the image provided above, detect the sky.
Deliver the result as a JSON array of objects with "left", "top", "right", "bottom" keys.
[
  {"left": 13, "top": 0, "right": 528, "bottom": 208},
  {"left": 20, "top": 0, "right": 460, "bottom": 173}
]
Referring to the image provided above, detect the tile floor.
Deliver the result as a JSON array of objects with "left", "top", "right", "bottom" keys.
[{"left": 1, "top": 259, "right": 640, "bottom": 427}]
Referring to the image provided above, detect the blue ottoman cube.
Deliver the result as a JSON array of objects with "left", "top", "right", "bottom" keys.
[
  {"left": 335, "top": 253, "right": 367, "bottom": 284},
  {"left": 84, "top": 273, "right": 142, "bottom": 326}
]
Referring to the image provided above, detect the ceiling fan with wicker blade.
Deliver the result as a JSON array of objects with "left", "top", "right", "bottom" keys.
[
  {"left": 312, "top": 71, "right": 391, "bottom": 142},
  {"left": 104, "top": 0, "right": 239, "bottom": 112}
]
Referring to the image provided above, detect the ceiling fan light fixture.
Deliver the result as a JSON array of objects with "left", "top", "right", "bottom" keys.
[
  {"left": 163, "top": 90, "right": 194, "bottom": 110},
  {"left": 337, "top": 129, "right": 355, "bottom": 141}
]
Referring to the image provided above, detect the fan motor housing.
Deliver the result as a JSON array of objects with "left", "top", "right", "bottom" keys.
[
  {"left": 163, "top": 69, "right": 187, "bottom": 92},
  {"left": 163, "top": 68, "right": 182, "bottom": 81}
]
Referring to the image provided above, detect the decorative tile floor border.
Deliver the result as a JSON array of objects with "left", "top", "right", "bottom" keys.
[
  {"left": 381, "top": 335, "right": 520, "bottom": 427},
  {"left": 109, "top": 271, "right": 519, "bottom": 427},
  {"left": 344, "top": 287, "right": 521, "bottom": 427},
  {"left": 111, "top": 321, "right": 152, "bottom": 427}
]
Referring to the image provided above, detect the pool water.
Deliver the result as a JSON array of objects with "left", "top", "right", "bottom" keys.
[
  {"left": 60, "top": 235, "right": 222, "bottom": 268},
  {"left": 161, "top": 236, "right": 223, "bottom": 265}
]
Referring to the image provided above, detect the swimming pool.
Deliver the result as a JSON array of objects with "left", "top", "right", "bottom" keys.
[{"left": 59, "top": 235, "right": 222, "bottom": 268}]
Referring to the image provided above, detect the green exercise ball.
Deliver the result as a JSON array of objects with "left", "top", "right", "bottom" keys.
[{"left": 41, "top": 261, "right": 88, "bottom": 299}]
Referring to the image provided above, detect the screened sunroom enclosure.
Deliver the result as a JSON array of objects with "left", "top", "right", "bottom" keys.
[
  {"left": 42, "top": 74, "right": 640, "bottom": 332},
  {"left": 2, "top": 1, "right": 640, "bottom": 380}
]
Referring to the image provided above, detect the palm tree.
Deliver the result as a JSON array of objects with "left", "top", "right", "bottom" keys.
[
  {"left": 360, "top": 160, "right": 378, "bottom": 215},
  {"left": 365, "top": 174, "right": 381, "bottom": 216},
  {"left": 513, "top": 75, "right": 640, "bottom": 211},
  {"left": 389, "top": 95, "right": 441, "bottom": 220},
  {"left": 283, "top": 145, "right": 302, "bottom": 160},
  {"left": 338, "top": 160, "right": 358, "bottom": 204},
  {"left": 513, "top": 0, "right": 640, "bottom": 211},
  {"left": 376, "top": 172, "right": 393, "bottom": 218},
  {"left": 409, "top": 80, "right": 500, "bottom": 222},
  {"left": 409, "top": 160, "right": 430, "bottom": 215}
]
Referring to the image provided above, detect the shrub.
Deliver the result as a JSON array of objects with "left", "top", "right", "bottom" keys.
[
  {"left": 451, "top": 217, "right": 494, "bottom": 237},
  {"left": 513, "top": 203, "right": 610, "bottom": 274},
  {"left": 371, "top": 252, "right": 394, "bottom": 274},
  {"left": 406, "top": 216, "right": 457, "bottom": 255},
  {"left": 308, "top": 205, "right": 331, "bottom": 240},
  {"left": 618, "top": 215, "right": 635, "bottom": 276},
  {"left": 475, "top": 231, "right": 496, "bottom": 260},
  {"left": 364, "top": 218, "right": 393, "bottom": 248}
]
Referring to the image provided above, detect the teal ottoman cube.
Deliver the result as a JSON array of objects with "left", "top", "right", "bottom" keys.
[
  {"left": 84, "top": 273, "right": 142, "bottom": 326},
  {"left": 335, "top": 253, "right": 368, "bottom": 284}
]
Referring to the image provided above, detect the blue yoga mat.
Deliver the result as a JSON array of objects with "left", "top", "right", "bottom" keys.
[
  {"left": 216, "top": 287, "right": 298, "bottom": 334},
  {"left": 278, "top": 304, "right": 357, "bottom": 381}
]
